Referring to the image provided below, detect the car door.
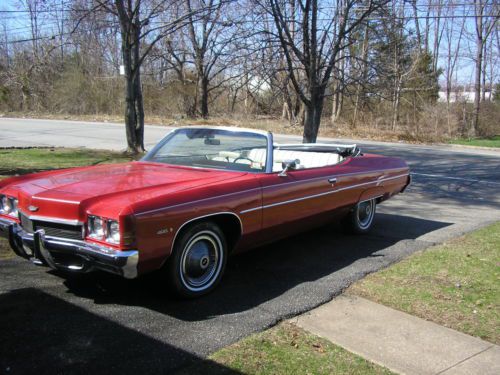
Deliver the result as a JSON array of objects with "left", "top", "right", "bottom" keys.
[{"left": 257, "top": 164, "right": 345, "bottom": 239}]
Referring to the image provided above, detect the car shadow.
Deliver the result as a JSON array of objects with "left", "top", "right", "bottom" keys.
[
  {"left": 0, "top": 288, "right": 241, "bottom": 375},
  {"left": 59, "top": 213, "right": 451, "bottom": 321}
]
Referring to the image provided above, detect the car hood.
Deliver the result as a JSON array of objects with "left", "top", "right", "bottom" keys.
[{"left": 10, "top": 162, "right": 246, "bottom": 220}]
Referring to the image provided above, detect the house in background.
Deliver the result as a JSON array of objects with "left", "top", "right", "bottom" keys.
[{"left": 438, "top": 90, "right": 492, "bottom": 103}]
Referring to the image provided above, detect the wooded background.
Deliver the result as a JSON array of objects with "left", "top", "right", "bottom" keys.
[{"left": 0, "top": 0, "right": 498, "bottom": 151}]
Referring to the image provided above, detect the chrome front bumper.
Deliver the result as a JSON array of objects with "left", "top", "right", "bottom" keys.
[{"left": 0, "top": 218, "right": 138, "bottom": 279}]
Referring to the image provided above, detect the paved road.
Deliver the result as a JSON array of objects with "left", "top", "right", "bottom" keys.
[{"left": 1, "top": 118, "right": 499, "bottom": 374}]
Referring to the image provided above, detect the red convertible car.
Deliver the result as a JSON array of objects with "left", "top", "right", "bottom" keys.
[{"left": 0, "top": 127, "right": 410, "bottom": 297}]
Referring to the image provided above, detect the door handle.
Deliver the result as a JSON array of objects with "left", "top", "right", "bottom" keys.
[{"left": 328, "top": 178, "right": 337, "bottom": 184}]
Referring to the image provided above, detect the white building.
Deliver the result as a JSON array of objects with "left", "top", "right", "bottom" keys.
[{"left": 438, "top": 91, "right": 492, "bottom": 103}]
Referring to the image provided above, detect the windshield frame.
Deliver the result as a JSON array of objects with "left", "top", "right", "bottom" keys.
[{"left": 141, "top": 126, "right": 274, "bottom": 173}]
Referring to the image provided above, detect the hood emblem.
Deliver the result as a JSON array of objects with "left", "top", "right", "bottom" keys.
[{"left": 28, "top": 205, "right": 39, "bottom": 212}]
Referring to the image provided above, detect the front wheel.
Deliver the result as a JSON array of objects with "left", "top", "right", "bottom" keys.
[
  {"left": 343, "top": 198, "right": 376, "bottom": 234},
  {"left": 165, "top": 221, "right": 227, "bottom": 298}
]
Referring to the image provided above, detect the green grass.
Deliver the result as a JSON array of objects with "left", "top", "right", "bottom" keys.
[
  {"left": 0, "top": 238, "right": 13, "bottom": 259},
  {"left": 0, "top": 147, "right": 136, "bottom": 176},
  {"left": 176, "top": 322, "right": 393, "bottom": 375},
  {"left": 349, "top": 222, "right": 500, "bottom": 344},
  {"left": 449, "top": 135, "right": 500, "bottom": 148}
]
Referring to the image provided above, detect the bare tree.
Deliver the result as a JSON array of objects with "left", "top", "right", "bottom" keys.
[
  {"left": 184, "top": 0, "right": 237, "bottom": 118},
  {"left": 443, "top": 2, "right": 466, "bottom": 134},
  {"left": 472, "top": 0, "right": 498, "bottom": 136},
  {"left": 92, "top": 0, "right": 214, "bottom": 153},
  {"left": 260, "top": 0, "right": 387, "bottom": 143}
]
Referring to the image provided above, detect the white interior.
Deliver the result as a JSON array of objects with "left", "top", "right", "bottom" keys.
[
  {"left": 212, "top": 148, "right": 343, "bottom": 172},
  {"left": 246, "top": 149, "right": 343, "bottom": 172}
]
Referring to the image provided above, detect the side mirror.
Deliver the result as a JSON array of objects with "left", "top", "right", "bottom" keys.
[{"left": 278, "top": 159, "right": 300, "bottom": 177}]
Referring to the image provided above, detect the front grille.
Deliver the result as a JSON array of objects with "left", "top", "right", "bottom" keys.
[
  {"left": 19, "top": 212, "right": 34, "bottom": 233},
  {"left": 19, "top": 212, "right": 83, "bottom": 241},
  {"left": 35, "top": 222, "right": 83, "bottom": 241}
]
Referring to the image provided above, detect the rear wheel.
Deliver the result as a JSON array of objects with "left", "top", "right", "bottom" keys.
[
  {"left": 344, "top": 198, "right": 376, "bottom": 234},
  {"left": 166, "top": 221, "right": 227, "bottom": 298}
]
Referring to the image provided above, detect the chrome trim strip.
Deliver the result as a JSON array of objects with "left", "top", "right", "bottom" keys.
[
  {"left": 18, "top": 210, "right": 83, "bottom": 226},
  {"left": 136, "top": 170, "right": 408, "bottom": 217},
  {"left": 275, "top": 142, "right": 357, "bottom": 149},
  {"left": 167, "top": 211, "right": 243, "bottom": 261},
  {"left": 239, "top": 206, "right": 262, "bottom": 214},
  {"left": 262, "top": 168, "right": 407, "bottom": 188},
  {"left": 240, "top": 173, "right": 408, "bottom": 214},
  {"left": 136, "top": 188, "right": 262, "bottom": 217},
  {"left": 180, "top": 125, "right": 270, "bottom": 136},
  {"left": 259, "top": 189, "right": 336, "bottom": 210}
]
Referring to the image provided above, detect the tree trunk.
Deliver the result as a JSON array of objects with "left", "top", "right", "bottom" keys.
[
  {"left": 122, "top": 23, "right": 145, "bottom": 154},
  {"left": 200, "top": 76, "right": 209, "bottom": 118},
  {"left": 352, "top": 19, "right": 370, "bottom": 128},
  {"left": 331, "top": 87, "right": 343, "bottom": 124},
  {"left": 392, "top": 76, "right": 402, "bottom": 131},
  {"left": 282, "top": 85, "right": 295, "bottom": 124},
  {"left": 472, "top": 4, "right": 483, "bottom": 137},
  {"left": 411, "top": 0, "right": 422, "bottom": 51},
  {"left": 481, "top": 41, "right": 487, "bottom": 102},
  {"left": 303, "top": 97, "right": 324, "bottom": 143}
]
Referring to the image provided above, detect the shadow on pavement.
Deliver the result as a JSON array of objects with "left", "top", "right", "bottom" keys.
[
  {"left": 59, "top": 213, "right": 450, "bottom": 321},
  {"left": 0, "top": 288, "right": 241, "bottom": 375}
]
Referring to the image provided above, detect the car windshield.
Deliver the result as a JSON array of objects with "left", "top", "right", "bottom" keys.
[{"left": 142, "top": 128, "right": 269, "bottom": 172}]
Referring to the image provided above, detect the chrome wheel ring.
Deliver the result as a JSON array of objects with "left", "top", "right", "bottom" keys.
[
  {"left": 179, "top": 230, "right": 224, "bottom": 292},
  {"left": 356, "top": 199, "right": 375, "bottom": 230}
]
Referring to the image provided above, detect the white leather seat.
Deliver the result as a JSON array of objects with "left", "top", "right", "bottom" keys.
[{"left": 247, "top": 149, "right": 342, "bottom": 172}]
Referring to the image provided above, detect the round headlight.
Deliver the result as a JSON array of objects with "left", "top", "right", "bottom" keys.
[{"left": 107, "top": 221, "right": 120, "bottom": 244}]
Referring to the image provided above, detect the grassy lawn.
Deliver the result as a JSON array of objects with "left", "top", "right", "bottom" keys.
[
  {"left": 449, "top": 135, "right": 500, "bottom": 148},
  {"left": 0, "top": 147, "right": 136, "bottom": 176},
  {"left": 0, "top": 238, "right": 12, "bottom": 259},
  {"left": 177, "top": 322, "right": 393, "bottom": 375},
  {"left": 349, "top": 222, "right": 500, "bottom": 344}
]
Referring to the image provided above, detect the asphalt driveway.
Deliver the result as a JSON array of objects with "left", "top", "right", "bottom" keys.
[{"left": 0, "top": 118, "right": 499, "bottom": 374}]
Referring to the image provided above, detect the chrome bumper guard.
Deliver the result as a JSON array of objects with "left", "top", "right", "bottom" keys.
[{"left": 0, "top": 218, "right": 138, "bottom": 279}]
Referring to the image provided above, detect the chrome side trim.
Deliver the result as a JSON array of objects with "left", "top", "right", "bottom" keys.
[
  {"left": 169, "top": 211, "right": 243, "bottom": 256},
  {"left": 136, "top": 170, "right": 408, "bottom": 217},
  {"left": 275, "top": 142, "right": 357, "bottom": 149},
  {"left": 262, "top": 168, "right": 407, "bottom": 188},
  {"left": 240, "top": 173, "right": 408, "bottom": 214},
  {"left": 180, "top": 125, "right": 270, "bottom": 136},
  {"left": 239, "top": 206, "right": 262, "bottom": 214},
  {"left": 136, "top": 188, "right": 262, "bottom": 217}
]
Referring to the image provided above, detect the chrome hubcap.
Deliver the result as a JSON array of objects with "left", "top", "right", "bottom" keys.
[
  {"left": 357, "top": 199, "right": 375, "bottom": 229},
  {"left": 180, "top": 231, "right": 223, "bottom": 292}
]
